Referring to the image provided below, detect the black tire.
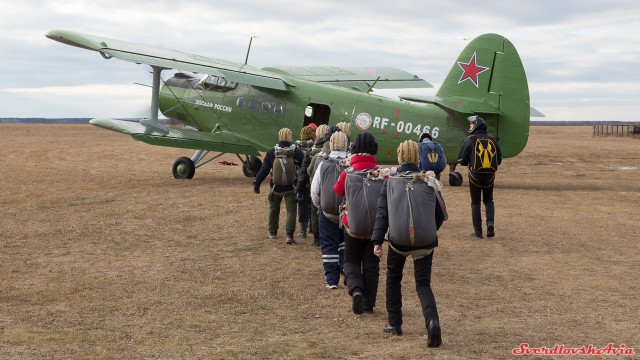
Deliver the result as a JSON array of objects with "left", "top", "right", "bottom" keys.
[
  {"left": 449, "top": 171, "right": 463, "bottom": 186},
  {"left": 172, "top": 157, "right": 195, "bottom": 179},
  {"left": 242, "top": 155, "right": 262, "bottom": 177}
]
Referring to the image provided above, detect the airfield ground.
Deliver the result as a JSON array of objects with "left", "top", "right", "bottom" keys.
[{"left": 1, "top": 125, "right": 639, "bottom": 359}]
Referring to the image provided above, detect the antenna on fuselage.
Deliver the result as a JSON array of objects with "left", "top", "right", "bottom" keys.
[{"left": 244, "top": 36, "right": 258, "bottom": 65}]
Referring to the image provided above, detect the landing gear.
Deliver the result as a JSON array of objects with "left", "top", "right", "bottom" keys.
[
  {"left": 241, "top": 155, "right": 262, "bottom": 177},
  {"left": 172, "top": 157, "right": 195, "bottom": 179},
  {"left": 448, "top": 163, "right": 463, "bottom": 186},
  {"left": 171, "top": 150, "right": 262, "bottom": 179},
  {"left": 449, "top": 172, "right": 463, "bottom": 186}
]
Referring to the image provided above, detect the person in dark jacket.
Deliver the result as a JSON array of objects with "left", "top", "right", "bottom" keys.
[
  {"left": 253, "top": 128, "right": 305, "bottom": 244},
  {"left": 371, "top": 140, "right": 445, "bottom": 348},
  {"left": 296, "top": 124, "right": 329, "bottom": 246},
  {"left": 333, "top": 132, "right": 380, "bottom": 314},
  {"left": 294, "top": 126, "right": 317, "bottom": 239},
  {"left": 457, "top": 115, "right": 502, "bottom": 238}
]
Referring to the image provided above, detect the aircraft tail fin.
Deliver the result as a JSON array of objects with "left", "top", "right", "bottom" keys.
[{"left": 436, "top": 34, "right": 531, "bottom": 158}]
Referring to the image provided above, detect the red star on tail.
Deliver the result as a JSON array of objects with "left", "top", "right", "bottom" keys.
[{"left": 457, "top": 52, "right": 490, "bottom": 87}]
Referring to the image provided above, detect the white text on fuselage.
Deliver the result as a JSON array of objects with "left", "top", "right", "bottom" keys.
[
  {"left": 372, "top": 116, "right": 439, "bottom": 138},
  {"left": 355, "top": 112, "right": 440, "bottom": 138},
  {"left": 195, "top": 100, "right": 232, "bottom": 113}
]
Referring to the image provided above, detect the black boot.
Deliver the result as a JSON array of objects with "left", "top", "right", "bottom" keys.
[
  {"left": 298, "top": 222, "right": 308, "bottom": 239},
  {"left": 352, "top": 289, "right": 364, "bottom": 314},
  {"left": 471, "top": 204, "right": 483, "bottom": 238},
  {"left": 485, "top": 202, "right": 495, "bottom": 237},
  {"left": 383, "top": 324, "right": 403, "bottom": 336},
  {"left": 427, "top": 319, "right": 442, "bottom": 347}
]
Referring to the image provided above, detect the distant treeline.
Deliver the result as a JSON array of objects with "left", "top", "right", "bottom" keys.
[
  {"left": 0, "top": 118, "right": 92, "bottom": 124},
  {"left": 0, "top": 118, "right": 180, "bottom": 124}
]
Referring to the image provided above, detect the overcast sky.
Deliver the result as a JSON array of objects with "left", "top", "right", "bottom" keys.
[{"left": 1, "top": 0, "right": 638, "bottom": 121}]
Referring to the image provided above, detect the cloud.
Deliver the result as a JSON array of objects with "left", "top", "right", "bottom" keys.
[
  {"left": 4, "top": 83, "right": 148, "bottom": 97},
  {"left": 1, "top": 0, "right": 639, "bottom": 119}
]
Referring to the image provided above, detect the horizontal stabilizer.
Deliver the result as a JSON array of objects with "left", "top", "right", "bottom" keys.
[
  {"left": 530, "top": 106, "right": 545, "bottom": 117},
  {"left": 90, "top": 118, "right": 260, "bottom": 155},
  {"left": 398, "top": 94, "right": 502, "bottom": 115}
]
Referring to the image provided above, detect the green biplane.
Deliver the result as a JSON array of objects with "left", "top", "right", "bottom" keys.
[{"left": 46, "top": 29, "right": 542, "bottom": 185}]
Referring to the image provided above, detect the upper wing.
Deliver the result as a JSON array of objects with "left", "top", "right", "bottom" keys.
[
  {"left": 90, "top": 118, "right": 261, "bottom": 155},
  {"left": 46, "top": 29, "right": 288, "bottom": 91},
  {"left": 262, "top": 66, "right": 432, "bottom": 91}
]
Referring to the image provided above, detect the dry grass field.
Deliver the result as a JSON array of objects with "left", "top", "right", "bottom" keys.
[{"left": 1, "top": 124, "right": 639, "bottom": 359}]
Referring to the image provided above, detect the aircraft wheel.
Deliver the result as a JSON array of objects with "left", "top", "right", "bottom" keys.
[
  {"left": 172, "top": 157, "right": 195, "bottom": 179},
  {"left": 242, "top": 155, "right": 262, "bottom": 177},
  {"left": 449, "top": 171, "right": 463, "bottom": 186}
]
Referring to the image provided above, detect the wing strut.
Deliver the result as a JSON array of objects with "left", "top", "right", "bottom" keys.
[{"left": 139, "top": 65, "right": 170, "bottom": 134}]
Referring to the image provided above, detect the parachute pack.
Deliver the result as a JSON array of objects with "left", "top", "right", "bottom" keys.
[
  {"left": 342, "top": 167, "right": 385, "bottom": 239},
  {"left": 307, "top": 148, "right": 325, "bottom": 180},
  {"left": 295, "top": 139, "right": 314, "bottom": 150},
  {"left": 386, "top": 171, "right": 447, "bottom": 247},
  {"left": 318, "top": 155, "right": 348, "bottom": 218},
  {"left": 271, "top": 145, "right": 296, "bottom": 186},
  {"left": 418, "top": 141, "right": 446, "bottom": 174},
  {"left": 470, "top": 135, "right": 499, "bottom": 173}
]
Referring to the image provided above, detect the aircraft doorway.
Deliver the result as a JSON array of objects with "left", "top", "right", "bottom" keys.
[{"left": 304, "top": 103, "right": 330, "bottom": 127}]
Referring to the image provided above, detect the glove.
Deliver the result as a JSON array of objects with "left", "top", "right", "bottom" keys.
[
  {"left": 254, "top": 186, "right": 260, "bottom": 194},
  {"left": 296, "top": 193, "right": 305, "bottom": 202}
]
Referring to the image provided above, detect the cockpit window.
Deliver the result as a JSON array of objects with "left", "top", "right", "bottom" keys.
[{"left": 199, "top": 75, "right": 237, "bottom": 91}]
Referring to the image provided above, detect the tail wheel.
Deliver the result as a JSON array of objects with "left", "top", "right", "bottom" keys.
[
  {"left": 449, "top": 171, "right": 463, "bottom": 186},
  {"left": 242, "top": 155, "right": 262, "bottom": 177},
  {"left": 173, "top": 157, "right": 195, "bottom": 179}
]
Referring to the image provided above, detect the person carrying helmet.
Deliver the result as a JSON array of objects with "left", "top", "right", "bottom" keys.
[
  {"left": 457, "top": 115, "right": 503, "bottom": 238},
  {"left": 418, "top": 129, "right": 447, "bottom": 180},
  {"left": 253, "top": 128, "right": 305, "bottom": 244}
]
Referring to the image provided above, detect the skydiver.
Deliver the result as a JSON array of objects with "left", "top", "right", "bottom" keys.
[
  {"left": 457, "top": 115, "right": 503, "bottom": 238},
  {"left": 253, "top": 128, "right": 305, "bottom": 244},
  {"left": 371, "top": 140, "right": 446, "bottom": 347}
]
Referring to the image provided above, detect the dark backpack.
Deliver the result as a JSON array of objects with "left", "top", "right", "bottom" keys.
[
  {"left": 318, "top": 156, "right": 348, "bottom": 217},
  {"left": 386, "top": 172, "right": 439, "bottom": 247},
  {"left": 342, "top": 167, "right": 385, "bottom": 238},
  {"left": 469, "top": 135, "right": 499, "bottom": 173},
  {"left": 418, "top": 141, "right": 446, "bottom": 174},
  {"left": 272, "top": 145, "right": 296, "bottom": 186}
]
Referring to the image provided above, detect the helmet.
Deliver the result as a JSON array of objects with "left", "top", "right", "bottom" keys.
[
  {"left": 467, "top": 115, "right": 487, "bottom": 134},
  {"left": 419, "top": 128, "right": 432, "bottom": 142},
  {"left": 351, "top": 131, "right": 378, "bottom": 155}
]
